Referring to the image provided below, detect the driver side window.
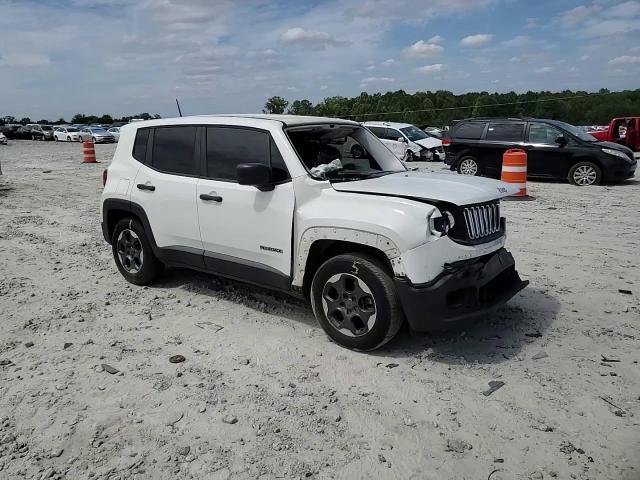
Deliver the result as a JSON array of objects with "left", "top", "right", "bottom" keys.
[{"left": 528, "top": 123, "right": 563, "bottom": 145}]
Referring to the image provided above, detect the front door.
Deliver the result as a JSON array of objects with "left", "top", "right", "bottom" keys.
[
  {"left": 524, "top": 122, "right": 574, "bottom": 178},
  {"left": 197, "top": 126, "right": 295, "bottom": 289}
]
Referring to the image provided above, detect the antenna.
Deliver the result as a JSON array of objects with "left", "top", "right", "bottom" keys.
[{"left": 175, "top": 98, "right": 183, "bottom": 117}]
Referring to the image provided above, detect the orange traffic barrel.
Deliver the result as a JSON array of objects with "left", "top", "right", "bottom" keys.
[
  {"left": 82, "top": 141, "right": 97, "bottom": 164},
  {"left": 501, "top": 149, "right": 533, "bottom": 200}
]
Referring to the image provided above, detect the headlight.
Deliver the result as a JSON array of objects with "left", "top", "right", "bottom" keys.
[
  {"left": 428, "top": 209, "right": 455, "bottom": 237},
  {"left": 602, "top": 148, "right": 631, "bottom": 162}
]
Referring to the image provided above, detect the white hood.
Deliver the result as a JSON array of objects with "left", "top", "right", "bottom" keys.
[
  {"left": 413, "top": 137, "right": 442, "bottom": 149},
  {"left": 331, "top": 171, "right": 519, "bottom": 205}
]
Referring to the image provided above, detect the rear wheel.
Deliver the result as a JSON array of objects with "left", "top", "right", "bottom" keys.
[
  {"left": 310, "top": 253, "right": 403, "bottom": 351},
  {"left": 568, "top": 162, "right": 601, "bottom": 186},
  {"left": 111, "top": 218, "right": 163, "bottom": 285},
  {"left": 457, "top": 156, "right": 480, "bottom": 176}
]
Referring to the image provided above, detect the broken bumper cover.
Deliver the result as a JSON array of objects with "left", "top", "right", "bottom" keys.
[{"left": 394, "top": 248, "right": 528, "bottom": 331}]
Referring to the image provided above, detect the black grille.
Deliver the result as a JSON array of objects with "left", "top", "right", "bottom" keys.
[{"left": 447, "top": 200, "right": 504, "bottom": 245}]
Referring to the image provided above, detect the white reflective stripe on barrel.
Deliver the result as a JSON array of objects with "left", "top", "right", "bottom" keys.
[{"left": 502, "top": 166, "right": 527, "bottom": 172}]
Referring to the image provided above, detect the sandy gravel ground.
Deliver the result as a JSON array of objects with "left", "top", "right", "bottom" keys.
[{"left": 0, "top": 140, "right": 638, "bottom": 480}]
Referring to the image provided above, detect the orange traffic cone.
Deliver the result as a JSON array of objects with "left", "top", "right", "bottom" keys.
[
  {"left": 501, "top": 149, "right": 534, "bottom": 201},
  {"left": 82, "top": 141, "right": 97, "bottom": 164}
]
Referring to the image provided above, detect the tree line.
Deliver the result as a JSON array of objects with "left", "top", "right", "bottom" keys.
[
  {"left": 264, "top": 88, "right": 640, "bottom": 127},
  {"left": 0, "top": 112, "right": 161, "bottom": 126}
]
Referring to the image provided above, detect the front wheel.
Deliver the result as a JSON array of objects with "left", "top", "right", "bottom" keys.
[
  {"left": 92, "top": 136, "right": 97, "bottom": 144},
  {"left": 111, "top": 218, "right": 164, "bottom": 285},
  {"left": 457, "top": 156, "right": 480, "bottom": 175},
  {"left": 54, "top": 135, "right": 58, "bottom": 142},
  {"left": 67, "top": 136, "right": 71, "bottom": 142},
  {"left": 404, "top": 150, "right": 415, "bottom": 162},
  {"left": 568, "top": 162, "right": 601, "bottom": 186},
  {"left": 310, "top": 254, "right": 404, "bottom": 351}
]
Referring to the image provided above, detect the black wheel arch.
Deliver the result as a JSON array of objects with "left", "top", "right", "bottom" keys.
[
  {"left": 302, "top": 239, "right": 393, "bottom": 300},
  {"left": 102, "top": 199, "right": 159, "bottom": 254}
]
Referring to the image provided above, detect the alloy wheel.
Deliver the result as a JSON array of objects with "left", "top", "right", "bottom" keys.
[
  {"left": 573, "top": 165, "right": 597, "bottom": 186},
  {"left": 116, "top": 229, "right": 144, "bottom": 274},
  {"left": 321, "top": 273, "right": 377, "bottom": 337},
  {"left": 459, "top": 158, "right": 478, "bottom": 175}
]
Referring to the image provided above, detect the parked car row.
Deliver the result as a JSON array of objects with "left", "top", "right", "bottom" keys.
[
  {"left": 442, "top": 117, "right": 636, "bottom": 186},
  {"left": 0, "top": 124, "right": 120, "bottom": 143}
]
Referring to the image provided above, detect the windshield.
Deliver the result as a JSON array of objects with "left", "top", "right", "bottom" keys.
[
  {"left": 400, "top": 125, "right": 428, "bottom": 142},
  {"left": 67, "top": 127, "right": 79, "bottom": 132},
  {"left": 553, "top": 120, "right": 597, "bottom": 142},
  {"left": 41, "top": 126, "right": 53, "bottom": 131},
  {"left": 90, "top": 128, "right": 107, "bottom": 133},
  {"left": 287, "top": 124, "right": 406, "bottom": 182}
]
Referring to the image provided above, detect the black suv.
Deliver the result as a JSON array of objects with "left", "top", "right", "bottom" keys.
[{"left": 443, "top": 118, "right": 636, "bottom": 185}]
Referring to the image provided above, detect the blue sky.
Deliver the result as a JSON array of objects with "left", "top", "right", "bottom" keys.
[{"left": 1, "top": 0, "right": 639, "bottom": 119}]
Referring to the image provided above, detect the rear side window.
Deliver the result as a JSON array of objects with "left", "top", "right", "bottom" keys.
[
  {"left": 453, "top": 122, "right": 486, "bottom": 139},
  {"left": 368, "top": 126, "right": 386, "bottom": 138},
  {"left": 152, "top": 126, "right": 197, "bottom": 176},
  {"left": 485, "top": 123, "right": 524, "bottom": 142},
  {"left": 132, "top": 128, "right": 149, "bottom": 163}
]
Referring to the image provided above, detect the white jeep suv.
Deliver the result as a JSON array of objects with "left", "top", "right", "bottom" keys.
[
  {"left": 101, "top": 115, "right": 527, "bottom": 350},
  {"left": 364, "top": 121, "right": 445, "bottom": 162}
]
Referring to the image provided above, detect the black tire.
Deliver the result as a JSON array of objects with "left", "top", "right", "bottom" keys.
[
  {"left": 111, "top": 218, "right": 163, "bottom": 285},
  {"left": 310, "top": 253, "right": 403, "bottom": 351},
  {"left": 568, "top": 161, "right": 602, "bottom": 186},
  {"left": 456, "top": 155, "right": 481, "bottom": 176},
  {"left": 404, "top": 150, "right": 415, "bottom": 162},
  {"left": 92, "top": 136, "right": 97, "bottom": 144},
  {"left": 67, "top": 136, "right": 71, "bottom": 142},
  {"left": 54, "top": 135, "right": 58, "bottom": 142},
  {"left": 31, "top": 134, "right": 36, "bottom": 140}
]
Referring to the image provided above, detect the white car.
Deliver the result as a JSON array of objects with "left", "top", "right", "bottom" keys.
[
  {"left": 54, "top": 126, "right": 81, "bottom": 142},
  {"left": 0, "top": 132, "right": 7, "bottom": 145},
  {"left": 100, "top": 115, "right": 527, "bottom": 351},
  {"left": 107, "top": 127, "right": 121, "bottom": 141},
  {"left": 364, "top": 121, "right": 445, "bottom": 162}
]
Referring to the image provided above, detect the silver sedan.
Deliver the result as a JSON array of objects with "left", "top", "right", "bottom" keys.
[{"left": 78, "top": 127, "right": 116, "bottom": 143}]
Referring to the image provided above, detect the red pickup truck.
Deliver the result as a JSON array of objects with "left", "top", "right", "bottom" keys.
[{"left": 591, "top": 117, "right": 639, "bottom": 152}]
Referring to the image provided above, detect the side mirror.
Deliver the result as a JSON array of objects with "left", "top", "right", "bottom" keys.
[
  {"left": 397, "top": 137, "right": 406, "bottom": 143},
  {"left": 237, "top": 163, "right": 273, "bottom": 191},
  {"left": 555, "top": 135, "right": 567, "bottom": 146}
]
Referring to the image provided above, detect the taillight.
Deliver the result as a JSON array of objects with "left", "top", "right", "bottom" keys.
[
  {"left": 102, "top": 169, "right": 108, "bottom": 187},
  {"left": 442, "top": 138, "right": 451, "bottom": 146}
]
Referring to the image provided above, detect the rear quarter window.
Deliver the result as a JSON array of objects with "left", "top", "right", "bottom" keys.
[
  {"left": 453, "top": 122, "right": 486, "bottom": 139},
  {"left": 152, "top": 126, "right": 198, "bottom": 176},
  {"left": 132, "top": 128, "right": 150, "bottom": 163},
  {"left": 485, "top": 123, "right": 524, "bottom": 142}
]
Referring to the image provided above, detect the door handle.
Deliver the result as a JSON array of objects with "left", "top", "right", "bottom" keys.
[
  {"left": 136, "top": 183, "right": 155, "bottom": 191},
  {"left": 200, "top": 194, "right": 223, "bottom": 202}
]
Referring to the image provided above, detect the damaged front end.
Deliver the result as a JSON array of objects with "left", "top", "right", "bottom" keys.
[{"left": 394, "top": 248, "right": 528, "bottom": 331}]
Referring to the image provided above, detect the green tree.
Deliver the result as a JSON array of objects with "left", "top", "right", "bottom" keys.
[
  {"left": 19, "top": 117, "right": 31, "bottom": 125},
  {"left": 287, "top": 99, "right": 314, "bottom": 115},
  {"left": 263, "top": 96, "right": 289, "bottom": 114}
]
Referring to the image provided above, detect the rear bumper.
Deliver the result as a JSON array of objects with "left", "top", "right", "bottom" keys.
[{"left": 394, "top": 248, "right": 528, "bottom": 331}]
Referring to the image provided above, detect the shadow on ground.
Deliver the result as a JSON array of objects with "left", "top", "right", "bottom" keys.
[{"left": 375, "top": 287, "right": 561, "bottom": 364}]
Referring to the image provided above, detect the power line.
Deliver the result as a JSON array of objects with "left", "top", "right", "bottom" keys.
[{"left": 343, "top": 91, "right": 612, "bottom": 118}]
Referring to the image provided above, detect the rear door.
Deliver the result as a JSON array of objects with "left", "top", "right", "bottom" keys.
[
  {"left": 130, "top": 126, "right": 203, "bottom": 264},
  {"left": 196, "top": 126, "right": 295, "bottom": 288},
  {"left": 524, "top": 122, "right": 575, "bottom": 178},
  {"left": 480, "top": 122, "right": 525, "bottom": 177}
]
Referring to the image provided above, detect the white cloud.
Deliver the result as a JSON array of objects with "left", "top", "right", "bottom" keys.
[
  {"left": 501, "top": 35, "right": 531, "bottom": 47},
  {"left": 525, "top": 17, "right": 538, "bottom": 29},
  {"left": 361, "top": 76, "right": 395, "bottom": 83},
  {"left": 382, "top": 58, "right": 395, "bottom": 66},
  {"left": 460, "top": 34, "right": 493, "bottom": 47},
  {"left": 584, "top": 19, "right": 639, "bottom": 37},
  {"left": 416, "top": 64, "right": 444, "bottom": 73},
  {"left": 427, "top": 35, "right": 444, "bottom": 43},
  {"left": 535, "top": 66, "right": 553, "bottom": 73},
  {"left": 0, "top": 53, "right": 51, "bottom": 67},
  {"left": 608, "top": 55, "right": 640, "bottom": 64},
  {"left": 558, "top": 5, "right": 601, "bottom": 26},
  {"left": 320, "top": 85, "right": 328, "bottom": 90},
  {"left": 280, "top": 27, "right": 346, "bottom": 48},
  {"left": 604, "top": 1, "right": 640, "bottom": 18},
  {"left": 509, "top": 56, "right": 521, "bottom": 63},
  {"left": 403, "top": 40, "right": 444, "bottom": 57},
  {"left": 580, "top": 55, "right": 590, "bottom": 61}
]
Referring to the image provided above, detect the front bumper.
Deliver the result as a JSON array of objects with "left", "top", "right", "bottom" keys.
[{"left": 395, "top": 248, "right": 528, "bottom": 331}]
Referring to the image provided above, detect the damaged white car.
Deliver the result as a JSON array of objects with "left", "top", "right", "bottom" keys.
[
  {"left": 365, "top": 121, "right": 445, "bottom": 162},
  {"left": 101, "top": 115, "right": 528, "bottom": 351}
]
